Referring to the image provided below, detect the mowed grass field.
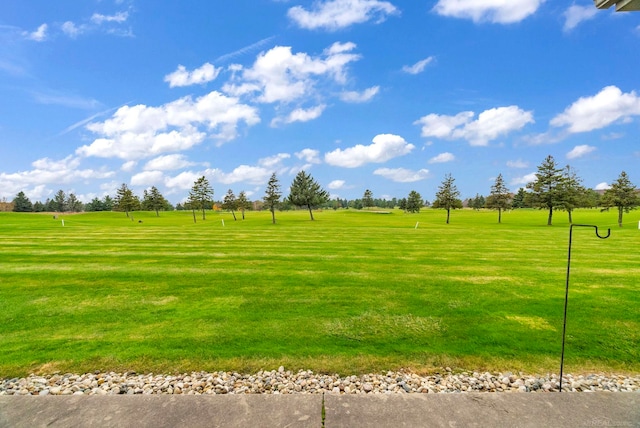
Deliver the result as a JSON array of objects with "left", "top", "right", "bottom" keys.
[{"left": 0, "top": 208, "right": 638, "bottom": 377}]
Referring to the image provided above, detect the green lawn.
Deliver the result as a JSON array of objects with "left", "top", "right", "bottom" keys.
[{"left": 0, "top": 208, "right": 638, "bottom": 377}]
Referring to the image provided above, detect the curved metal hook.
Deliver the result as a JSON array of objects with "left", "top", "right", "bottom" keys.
[{"left": 572, "top": 224, "right": 611, "bottom": 239}]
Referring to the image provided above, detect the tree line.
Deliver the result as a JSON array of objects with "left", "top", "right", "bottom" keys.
[{"left": 8, "top": 155, "right": 638, "bottom": 226}]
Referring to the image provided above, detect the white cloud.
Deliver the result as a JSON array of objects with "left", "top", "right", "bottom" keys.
[
  {"left": 428, "top": 152, "right": 455, "bottom": 164},
  {"left": 506, "top": 159, "right": 529, "bottom": 168},
  {"left": 259, "top": 153, "right": 291, "bottom": 169},
  {"left": 288, "top": 0, "right": 399, "bottom": 31},
  {"left": 511, "top": 172, "right": 537, "bottom": 186},
  {"left": 433, "top": 0, "right": 544, "bottom": 24},
  {"left": 415, "top": 106, "right": 534, "bottom": 146},
  {"left": 164, "top": 171, "right": 201, "bottom": 191},
  {"left": 566, "top": 144, "right": 596, "bottom": 159},
  {"left": 373, "top": 167, "right": 429, "bottom": 182},
  {"left": 0, "top": 156, "right": 114, "bottom": 200},
  {"left": 324, "top": 133, "right": 414, "bottom": 167},
  {"left": 164, "top": 63, "right": 222, "bottom": 88},
  {"left": 61, "top": 21, "right": 83, "bottom": 38},
  {"left": 91, "top": 12, "right": 129, "bottom": 24},
  {"left": 131, "top": 170, "right": 165, "bottom": 186},
  {"left": 295, "top": 149, "right": 322, "bottom": 164},
  {"left": 24, "top": 24, "right": 48, "bottom": 41},
  {"left": 563, "top": 5, "right": 598, "bottom": 32},
  {"left": 77, "top": 91, "right": 260, "bottom": 160},
  {"left": 207, "top": 165, "right": 272, "bottom": 185},
  {"left": 223, "top": 43, "right": 361, "bottom": 104},
  {"left": 550, "top": 86, "right": 640, "bottom": 133},
  {"left": 328, "top": 179, "right": 346, "bottom": 189},
  {"left": 272, "top": 105, "right": 326, "bottom": 126},
  {"left": 340, "top": 86, "right": 379, "bottom": 103},
  {"left": 143, "top": 154, "right": 195, "bottom": 171},
  {"left": 402, "top": 57, "right": 435, "bottom": 74},
  {"left": 595, "top": 182, "right": 611, "bottom": 190},
  {"left": 121, "top": 161, "right": 137, "bottom": 172}
]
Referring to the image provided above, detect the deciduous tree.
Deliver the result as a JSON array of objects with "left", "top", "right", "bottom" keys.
[
  {"left": 287, "top": 170, "right": 329, "bottom": 220},
  {"left": 433, "top": 173, "right": 462, "bottom": 224},
  {"left": 602, "top": 171, "right": 639, "bottom": 227}
]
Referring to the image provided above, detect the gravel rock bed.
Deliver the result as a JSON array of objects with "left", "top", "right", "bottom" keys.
[{"left": 2, "top": 368, "right": 639, "bottom": 396}]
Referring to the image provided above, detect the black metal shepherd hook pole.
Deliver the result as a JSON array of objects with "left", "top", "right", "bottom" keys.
[{"left": 559, "top": 224, "right": 610, "bottom": 392}]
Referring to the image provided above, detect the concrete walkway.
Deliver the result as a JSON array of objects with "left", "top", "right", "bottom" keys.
[{"left": 1, "top": 393, "right": 638, "bottom": 427}]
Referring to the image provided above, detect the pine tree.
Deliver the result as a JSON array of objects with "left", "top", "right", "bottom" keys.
[
  {"left": 526, "top": 155, "right": 565, "bottom": 226},
  {"left": 237, "top": 191, "right": 250, "bottom": 220},
  {"left": 602, "top": 171, "right": 639, "bottom": 227},
  {"left": 362, "top": 189, "right": 374, "bottom": 209},
  {"left": 263, "top": 173, "right": 281, "bottom": 224},
  {"left": 485, "top": 173, "right": 511, "bottom": 223},
  {"left": 222, "top": 189, "right": 238, "bottom": 220},
  {"left": 114, "top": 183, "right": 136, "bottom": 217},
  {"left": 190, "top": 176, "right": 214, "bottom": 220},
  {"left": 287, "top": 170, "right": 329, "bottom": 220},
  {"left": 433, "top": 173, "right": 462, "bottom": 224},
  {"left": 405, "top": 191, "right": 423, "bottom": 213},
  {"left": 143, "top": 186, "right": 169, "bottom": 216},
  {"left": 12, "top": 191, "right": 33, "bottom": 212},
  {"left": 561, "top": 166, "right": 586, "bottom": 224}
]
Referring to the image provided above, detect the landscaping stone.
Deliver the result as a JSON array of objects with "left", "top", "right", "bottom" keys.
[{"left": 1, "top": 369, "right": 639, "bottom": 396}]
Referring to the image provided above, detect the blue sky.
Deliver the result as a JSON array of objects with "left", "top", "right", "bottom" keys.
[{"left": 1, "top": 0, "right": 639, "bottom": 204}]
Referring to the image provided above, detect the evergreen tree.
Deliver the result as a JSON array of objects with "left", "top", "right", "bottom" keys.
[
  {"left": 103, "top": 195, "right": 114, "bottom": 211},
  {"left": 67, "top": 193, "right": 83, "bottom": 212},
  {"left": 526, "top": 155, "right": 565, "bottom": 226},
  {"left": 485, "top": 173, "right": 512, "bottom": 223},
  {"left": 190, "top": 176, "right": 214, "bottom": 220},
  {"left": 263, "top": 173, "right": 281, "bottom": 224},
  {"left": 12, "top": 191, "right": 33, "bottom": 212},
  {"left": 561, "top": 166, "right": 586, "bottom": 224},
  {"left": 222, "top": 189, "right": 238, "bottom": 221},
  {"left": 237, "top": 191, "right": 250, "bottom": 220},
  {"left": 114, "top": 183, "right": 136, "bottom": 217},
  {"left": 512, "top": 188, "right": 527, "bottom": 208},
  {"left": 405, "top": 191, "right": 423, "bottom": 213},
  {"left": 602, "top": 171, "right": 639, "bottom": 227},
  {"left": 471, "top": 194, "right": 486, "bottom": 210},
  {"left": 432, "top": 173, "right": 462, "bottom": 224},
  {"left": 142, "top": 186, "right": 169, "bottom": 216},
  {"left": 287, "top": 170, "right": 329, "bottom": 220},
  {"left": 85, "top": 197, "right": 104, "bottom": 212},
  {"left": 362, "top": 189, "right": 374, "bottom": 209},
  {"left": 54, "top": 190, "right": 67, "bottom": 212}
]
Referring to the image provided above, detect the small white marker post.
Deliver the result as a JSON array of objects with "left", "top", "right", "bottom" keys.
[
  {"left": 415, "top": 221, "right": 419, "bottom": 229},
  {"left": 222, "top": 219, "right": 225, "bottom": 227},
  {"left": 61, "top": 219, "right": 65, "bottom": 227}
]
